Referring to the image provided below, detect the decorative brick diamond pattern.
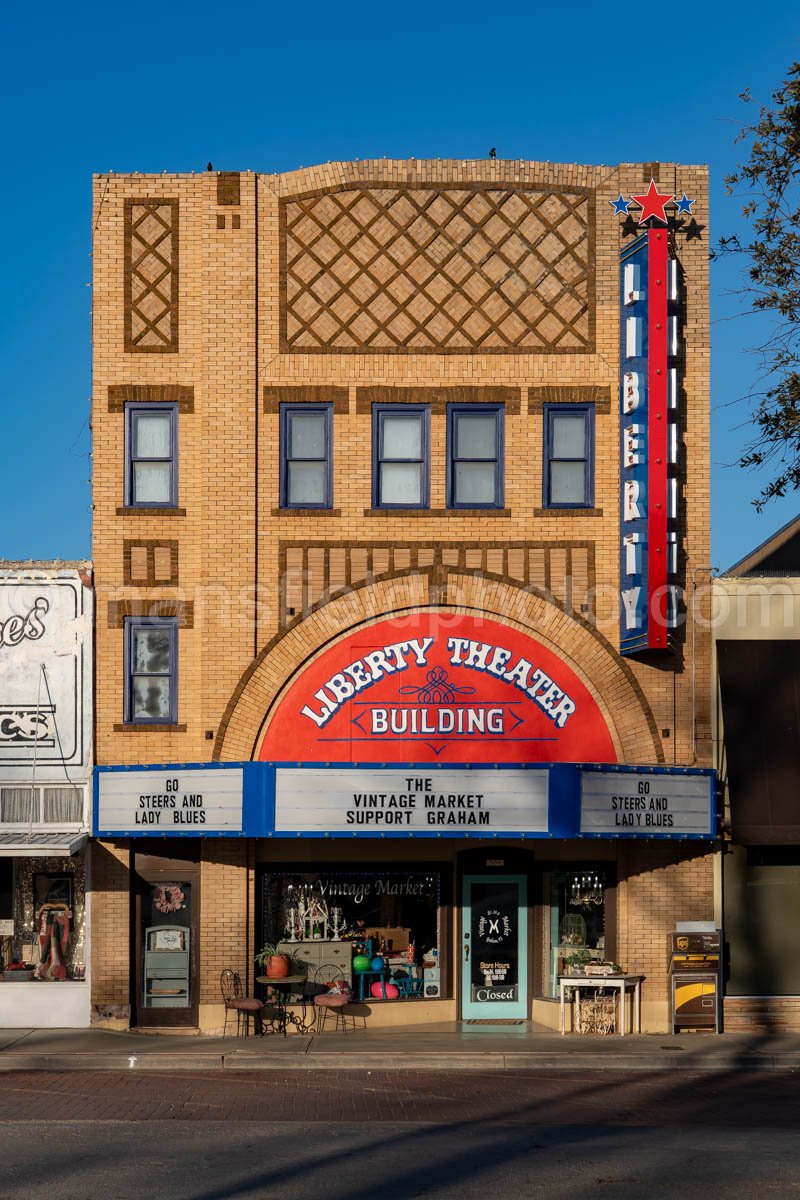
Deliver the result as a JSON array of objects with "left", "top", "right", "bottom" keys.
[
  {"left": 280, "top": 186, "right": 594, "bottom": 353},
  {"left": 124, "top": 199, "right": 179, "bottom": 352}
]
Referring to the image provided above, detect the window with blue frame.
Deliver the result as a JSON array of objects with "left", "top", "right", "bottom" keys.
[
  {"left": 280, "top": 404, "right": 332, "bottom": 508},
  {"left": 373, "top": 405, "right": 429, "bottom": 508},
  {"left": 543, "top": 404, "right": 594, "bottom": 508},
  {"left": 124, "top": 617, "right": 178, "bottom": 724},
  {"left": 125, "top": 404, "right": 178, "bottom": 507},
  {"left": 447, "top": 405, "right": 504, "bottom": 508}
]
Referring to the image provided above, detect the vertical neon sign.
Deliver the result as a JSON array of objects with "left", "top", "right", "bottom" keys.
[{"left": 619, "top": 229, "right": 674, "bottom": 654}]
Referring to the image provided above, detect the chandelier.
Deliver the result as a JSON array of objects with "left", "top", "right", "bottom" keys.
[{"left": 570, "top": 872, "right": 605, "bottom": 907}]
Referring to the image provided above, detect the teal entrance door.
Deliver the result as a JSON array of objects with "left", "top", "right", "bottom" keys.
[{"left": 461, "top": 875, "right": 528, "bottom": 1020}]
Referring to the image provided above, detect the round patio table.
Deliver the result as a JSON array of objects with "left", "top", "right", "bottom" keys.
[{"left": 256, "top": 974, "right": 313, "bottom": 1036}]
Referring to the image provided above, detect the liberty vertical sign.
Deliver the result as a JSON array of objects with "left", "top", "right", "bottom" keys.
[{"left": 618, "top": 229, "right": 679, "bottom": 655}]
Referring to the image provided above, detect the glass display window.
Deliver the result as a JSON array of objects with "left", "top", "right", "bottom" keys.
[
  {"left": 263, "top": 868, "right": 440, "bottom": 955},
  {"left": 0, "top": 854, "right": 87, "bottom": 981},
  {"left": 542, "top": 866, "right": 613, "bottom": 998}
]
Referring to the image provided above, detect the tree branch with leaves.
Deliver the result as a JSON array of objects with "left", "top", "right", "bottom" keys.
[{"left": 719, "top": 63, "right": 800, "bottom": 508}]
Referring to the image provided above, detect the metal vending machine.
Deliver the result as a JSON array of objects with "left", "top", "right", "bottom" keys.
[{"left": 669, "top": 925, "right": 722, "bottom": 1034}]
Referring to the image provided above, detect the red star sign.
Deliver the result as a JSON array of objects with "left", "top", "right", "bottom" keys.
[{"left": 630, "top": 179, "right": 674, "bottom": 225}]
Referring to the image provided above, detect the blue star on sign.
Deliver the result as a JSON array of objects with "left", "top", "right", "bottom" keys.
[
  {"left": 610, "top": 193, "right": 630, "bottom": 215},
  {"left": 675, "top": 193, "right": 695, "bottom": 215}
]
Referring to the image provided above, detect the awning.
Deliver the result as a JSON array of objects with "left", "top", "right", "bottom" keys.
[{"left": 0, "top": 832, "right": 87, "bottom": 858}]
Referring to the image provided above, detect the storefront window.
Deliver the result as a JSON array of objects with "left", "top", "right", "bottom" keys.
[
  {"left": 0, "top": 854, "right": 86, "bottom": 981},
  {"left": 261, "top": 867, "right": 444, "bottom": 1002},
  {"left": 543, "top": 867, "right": 610, "bottom": 998}
]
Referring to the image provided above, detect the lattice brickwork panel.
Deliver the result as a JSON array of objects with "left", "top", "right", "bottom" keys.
[
  {"left": 280, "top": 186, "right": 594, "bottom": 353},
  {"left": 124, "top": 199, "right": 179, "bottom": 352},
  {"left": 280, "top": 541, "right": 595, "bottom": 625}
]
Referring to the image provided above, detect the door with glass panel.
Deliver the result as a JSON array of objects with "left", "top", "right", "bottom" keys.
[
  {"left": 135, "top": 863, "right": 199, "bottom": 1027},
  {"left": 461, "top": 875, "right": 527, "bottom": 1019}
]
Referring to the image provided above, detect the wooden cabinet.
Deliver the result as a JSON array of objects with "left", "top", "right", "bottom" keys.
[
  {"left": 143, "top": 926, "right": 190, "bottom": 1009},
  {"left": 278, "top": 940, "right": 351, "bottom": 982}
]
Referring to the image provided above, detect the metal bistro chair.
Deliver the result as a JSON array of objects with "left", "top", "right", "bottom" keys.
[
  {"left": 220, "top": 969, "right": 265, "bottom": 1038},
  {"left": 312, "top": 963, "right": 353, "bottom": 1034}
]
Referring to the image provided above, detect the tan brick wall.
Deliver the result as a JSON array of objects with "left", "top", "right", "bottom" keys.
[
  {"left": 89, "top": 840, "right": 131, "bottom": 1019},
  {"left": 91, "top": 159, "right": 712, "bottom": 1030}
]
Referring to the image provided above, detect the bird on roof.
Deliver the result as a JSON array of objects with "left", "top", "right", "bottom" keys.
[
  {"left": 489, "top": 148, "right": 496, "bottom": 159},
  {"left": 206, "top": 162, "right": 213, "bottom": 171}
]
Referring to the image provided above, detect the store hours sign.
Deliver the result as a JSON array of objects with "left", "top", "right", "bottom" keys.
[{"left": 95, "top": 767, "right": 244, "bottom": 835}]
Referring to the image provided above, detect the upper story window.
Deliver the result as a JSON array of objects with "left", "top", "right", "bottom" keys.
[
  {"left": 124, "top": 616, "right": 178, "bottom": 724},
  {"left": 543, "top": 404, "right": 595, "bottom": 508},
  {"left": 280, "top": 404, "right": 332, "bottom": 508},
  {"left": 125, "top": 404, "right": 178, "bottom": 507},
  {"left": 447, "top": 406, "right": 504, "bottom": 509},
  {"left": 373, "top": 405, "right": 429, "bottom": 508}
]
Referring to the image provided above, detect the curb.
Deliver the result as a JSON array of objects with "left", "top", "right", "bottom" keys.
[{"left": 0, "top": 1051, "right": 798, "bottom": 1072}]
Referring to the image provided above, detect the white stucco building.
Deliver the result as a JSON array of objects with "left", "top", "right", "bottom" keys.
[{"left": 0, "top": 562, "right": 92, "bottom": 1026}]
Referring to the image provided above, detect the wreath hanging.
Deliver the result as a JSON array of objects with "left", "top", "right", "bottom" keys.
[{"left": 153, "top": 884, "right": 186, "bottom": 914}]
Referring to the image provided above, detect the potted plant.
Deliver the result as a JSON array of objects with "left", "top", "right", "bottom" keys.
[
  {"left": 255, "top": 942, "right": 291, "bottom": 979},
  {"left": 565, "top": 949, "right": 592, "bottom": 975}
]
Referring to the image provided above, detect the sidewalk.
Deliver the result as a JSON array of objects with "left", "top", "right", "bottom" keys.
[{"left": 1, "top": 1023, "right": 799, "bottom": 1072}]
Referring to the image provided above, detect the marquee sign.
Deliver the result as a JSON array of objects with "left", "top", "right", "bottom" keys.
[
  {"left": 619, "top": 229, "right": 678, "bottom": 655},
  {"left": 95, "top": 766, "right": 245, "bottom": 835},
  {"left": 258, "top": 614, "right": 618, "bottom": 765},
  {"left": 94, "top": 762, "right": 717, "bottom": 840},
  {"left": 273, "top": 767, "right": 550, "bottom": 834},
  {"left": 579, "top": 769, "right": 713, "bottom": 837}
]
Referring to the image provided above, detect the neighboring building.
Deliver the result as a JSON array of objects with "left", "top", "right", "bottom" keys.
[
  {"left": 715, "top": 516, "right": 800, "bottom": 1030},
  {"left": 90, "top": 159, "right": 714, "bottom": 1033},
  {"left": 0, "top": 562, "right": 93, "bottom": 1027}
]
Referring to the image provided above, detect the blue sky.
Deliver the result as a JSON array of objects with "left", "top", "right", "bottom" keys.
[{"left": 1, "top": 1, "right": 798, "bottom": 568}]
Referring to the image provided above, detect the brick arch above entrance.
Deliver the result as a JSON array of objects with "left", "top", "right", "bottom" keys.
[{"left": 213, "top": 575, "right": 663, "bottom": 765}]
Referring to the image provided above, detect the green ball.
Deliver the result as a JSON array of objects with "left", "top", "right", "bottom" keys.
[{"left": 352, "top": 954, "right": 371, "bottom": 972}]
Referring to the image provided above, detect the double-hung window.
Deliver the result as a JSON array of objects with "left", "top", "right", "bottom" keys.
[
  {"left": 447, "top": 405, "right": 504, "bottom": 508},
  {"left": 543, "top": 404, "right": 594, "bottom": 508},
  {"left": 373, "top": 405, "right": 429, "bottom": 508},
  {"left": 280, "top": 404, "right": 332, "bottom": 508},
  {"left": 125, "top": 404, "right": 178, "bottom": 507},
  {"left": 124, "top": 617, "right": 178, "bottom": 724}
]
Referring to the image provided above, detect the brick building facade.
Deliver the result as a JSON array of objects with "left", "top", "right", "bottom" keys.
[{"left": 90, "top": 159, "right": 715, "bottom": 1033}]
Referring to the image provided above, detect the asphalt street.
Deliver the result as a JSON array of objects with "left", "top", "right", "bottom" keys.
[{"left": 0, "top": 1069, "right": 796, "bottom": 1199}]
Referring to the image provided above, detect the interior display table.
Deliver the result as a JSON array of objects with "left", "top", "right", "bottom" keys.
[
  {"left": 559, "top": 974, "right": 643, "bottom": 1036},
  {"left": 256, "top": 974, "right": 313, "bottom": 1036}
]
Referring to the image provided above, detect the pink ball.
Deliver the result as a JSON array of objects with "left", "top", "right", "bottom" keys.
[{"left": 370, "top": 981, "right": 399, "bottom": 1000}]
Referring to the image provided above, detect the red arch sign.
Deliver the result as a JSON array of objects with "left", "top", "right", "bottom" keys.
[{"left": 259, "top": 614, "right": 617, "bottom": 765}]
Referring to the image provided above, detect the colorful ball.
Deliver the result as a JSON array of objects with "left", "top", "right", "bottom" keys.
[
  {"left": 370, "top": 956, "right": 385, "bottom": 971},
  {"left": 370, "top": 981, "right": 399, "bottom": 1000},
  {"left": 352, "top": 954, "right": 371, "bottom": 972}
]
